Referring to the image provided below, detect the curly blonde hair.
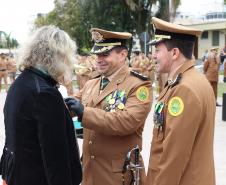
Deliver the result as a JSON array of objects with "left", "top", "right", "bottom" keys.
[{"left": 18, "top": 25, "right": 76, "bottom": 85}]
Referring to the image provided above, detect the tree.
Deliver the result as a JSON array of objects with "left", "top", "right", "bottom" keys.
[
  {"left": 0, "top": 31, "right": 19, "bottom": 49},
  {"left": 34, "top": 0, "right": 137, "bottom": 53},
  {"left": 33, "top": 0, "right": 181, "bottom": 53},
  {"left": 124, "top": 0, "right": 180, "bottom": 51}
]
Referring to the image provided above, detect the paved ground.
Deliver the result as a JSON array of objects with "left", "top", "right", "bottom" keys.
[{"left": 0, "top": 89, "right": 226, "bottom": 184}]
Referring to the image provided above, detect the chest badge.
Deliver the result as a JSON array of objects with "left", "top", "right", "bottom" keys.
[
  {"left": 168, "top": 96, "right": 184, "bottom": 116},
  {"left": 104, "top": 90, "right": 126, "bottom": 112}
]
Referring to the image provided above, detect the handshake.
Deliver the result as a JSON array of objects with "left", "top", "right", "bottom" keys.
[{"left": 64, "top": 97, "right": 84, "bottom": 121}]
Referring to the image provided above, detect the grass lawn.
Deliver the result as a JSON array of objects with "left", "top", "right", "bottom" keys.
[
  {"left": 0, "top": 84, "right": 8, "bottom": 91},
  {"left": 218, "top": 82, "right": 226, "bottom": 97}
]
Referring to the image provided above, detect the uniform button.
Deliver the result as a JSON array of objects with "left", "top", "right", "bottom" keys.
[
  {"left": 90, "top": 155, "right": 95, "bottom": 159},
  {"left": 89, "top": 141, "right": 93, "bottom": 144}
]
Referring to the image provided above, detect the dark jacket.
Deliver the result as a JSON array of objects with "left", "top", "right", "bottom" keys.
[{"left": 0, "top": 67, "right": 82, "bottom": 185}]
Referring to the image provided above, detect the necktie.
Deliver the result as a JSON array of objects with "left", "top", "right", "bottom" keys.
[{"left": 100, "top": 77, "right": 109, "bottom": 90}]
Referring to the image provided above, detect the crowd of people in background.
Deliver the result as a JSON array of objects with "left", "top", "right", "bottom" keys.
[
  {"left": 0, "top": 45, "right": 226, "bottom": 98},
  {"left": 0, "top": 53, "right": 17, "bottom": 92},
  {"left": 202, "top": 45, "right": 226, "bottom": 106}
]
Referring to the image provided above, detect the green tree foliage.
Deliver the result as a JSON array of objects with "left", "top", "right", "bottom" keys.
[
  {"left": 0, "top": 31, "right": 19, "bottom": 49},
  {"left": 76, "top": 0, "right": 137, "bottom": 53},
  {"left": 34, "top": 0, "right": 180, "bottom": 53}
]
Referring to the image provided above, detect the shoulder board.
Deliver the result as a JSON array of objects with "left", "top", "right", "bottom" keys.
[{"left": 130, "top": 70, "right": 148, "bottom": 81}]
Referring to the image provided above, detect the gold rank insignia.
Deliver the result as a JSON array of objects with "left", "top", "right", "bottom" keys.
[
  {"left": 91, "top": 31, "right": 104, "bottom": 43},
  {"left": 136, "top": 86, "right": 149, "bottom": 101},
  {"left": 168, "top": 96, "right": 184, "bottom": 116}
]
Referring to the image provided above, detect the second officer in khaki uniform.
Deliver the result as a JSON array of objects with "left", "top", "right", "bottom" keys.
[
  {"left": 203, "top": 47, "right": 221, "bottom": 106},
  {"left": 145, "top": 17, "right": 216, "bottom": 185},
  {"left": 66, "top": 28, "right": 152, "bottom": 185}
]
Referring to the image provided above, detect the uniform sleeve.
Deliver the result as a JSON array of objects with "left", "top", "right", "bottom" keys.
[
  {"left": 35, "top": 88, "right": 72, "bottom": 185},
  {"left": 155, "top": 85, "right": 202, "bottom": 185},
  {"left": 82, "top": 82, "right": 152, "bottom": 136}
]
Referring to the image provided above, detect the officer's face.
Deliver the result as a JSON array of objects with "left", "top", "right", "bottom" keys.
[
  {"left": 96, "top": 48, "right": 127, "bottom": 76},
  {"left": 153, "top": 42, "right": 173, "bottom": 73}
]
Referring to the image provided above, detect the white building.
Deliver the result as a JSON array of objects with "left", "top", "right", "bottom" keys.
[{"left": 174, "top": 2, "right": 226, "bottom": 59}]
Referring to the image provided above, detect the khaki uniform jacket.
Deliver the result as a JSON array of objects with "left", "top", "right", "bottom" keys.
[
  {"left": 75, "top": 65, "right": 152, "bottom": 185},
  {"left": 203, "top": 53, "right": 220, "bottom": 82},
  {"left": 145, "top": 60, "right": 215, "bottom": 185}
]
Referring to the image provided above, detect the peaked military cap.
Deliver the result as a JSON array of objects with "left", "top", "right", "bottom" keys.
[
  {"left": 90, "top": 28, "right": 132, "bottom": 54},
  {"left": 148, "top": 17, "right": 202, "bottom": 45},
  {"left": 210, "top": 47, "right": 218, "bottom": 51}
]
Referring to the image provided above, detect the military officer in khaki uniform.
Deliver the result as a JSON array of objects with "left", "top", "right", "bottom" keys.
[
  {"left": 65, "top": 28, "right": 152, "bottom": 185},
  {"left": 203, "top": 47, "right": 221, "bottom": 106},
  {"left": 6, "top": 55, "right": 17, "bottom": 84},
  {"left": 0, "top": 54, "right": 9, "bottom": 92},
  {"left": 145, "top": 17, "right": 216, "bottom": 185}
]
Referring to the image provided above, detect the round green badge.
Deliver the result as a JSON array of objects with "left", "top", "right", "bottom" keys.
[
  {"left": 168, "top": 96, "right": 184, "bottom": 116},
  {"left": 136, "top": 86, "right": 149, "bottom": 101}
]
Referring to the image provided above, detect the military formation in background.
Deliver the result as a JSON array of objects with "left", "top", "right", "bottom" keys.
[
  {"left": 1, "top": 45, "right": 226, "bottom": 99},
  {"left": 0, "top": 53, "right": 17, "bottom": 93}
]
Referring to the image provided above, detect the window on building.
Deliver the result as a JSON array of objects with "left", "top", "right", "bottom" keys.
[
  {"left": 201, "top": 31, "right": 208, "bottom": 39},
  {"left": 212, "top": 31, "right": 219, "bottom": 46}
]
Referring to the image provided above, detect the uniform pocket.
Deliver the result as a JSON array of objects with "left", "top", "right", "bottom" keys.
[
  {"left": 112, "top": 158, "right": 124, "bottom": 173},
  {"left": 0, "top": 147, "right": 15, "bottom": 184}
]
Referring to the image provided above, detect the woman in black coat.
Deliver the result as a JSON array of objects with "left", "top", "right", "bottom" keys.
[{"left": 0, "top": 26, "right": 82, "bottom": 185}]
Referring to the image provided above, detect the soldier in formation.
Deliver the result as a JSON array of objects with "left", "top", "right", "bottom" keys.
[
  {"left": 130, "top": 51, "right": 156, "bottom": 84},
  {"left": 203, "top": 47, "right": 221, "bottom": 106},
  {"left": 0, "top": 53, "right": 17, "bottom": 92}
]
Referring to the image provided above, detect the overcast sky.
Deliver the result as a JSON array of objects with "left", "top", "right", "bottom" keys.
[
  {"left": 0, "top": 0, "right": 224, "bottom": 44},
  {"left": 178, "top": 0, "right": 224, "bottom": 15},
  {"left": 0, "top": 0, "right": 54, "bottom": 43}
]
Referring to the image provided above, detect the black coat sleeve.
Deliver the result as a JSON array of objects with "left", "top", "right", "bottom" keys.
[{"left": 35, "top": 88, "right": 73, "bottom": 185}]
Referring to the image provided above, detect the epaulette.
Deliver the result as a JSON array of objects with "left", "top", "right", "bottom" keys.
[{"left": 130, "top": 70, "right": 149, "bottom": 81}]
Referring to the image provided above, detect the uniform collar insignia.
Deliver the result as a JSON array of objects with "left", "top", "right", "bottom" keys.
[{"left": 167, "top": 73, "right": 182, "bottom": 88}]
